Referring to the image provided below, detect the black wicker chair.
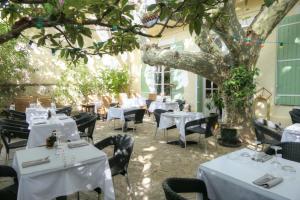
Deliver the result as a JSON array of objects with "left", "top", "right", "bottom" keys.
[
  {"left": 56, "top": 106, "right": 72, "bottom": 116},
  {"left": 0, "top": 126, "right": 29, "bottom": 160},
  {"left": 8, "top": 110, "right": 26, "bottom": 121},
  {"left": 94, "top": 134, "right": 134, "bottom": 196},
  {"left": 153, "top": 109, "right": 176, "bottom": 137},
  {"left": 184, "top": 114, "right": 218, "bottom": 149},
  {"left": 73, "top": 112, "right": 91, "bottom": 125},
  {"left": 77, "top": 115, "right": 97, "bottom": 143},
  {"left": 162, "top": 177, "right": 208, "bottom": 200},
  {"left": 124, "top": 109, "right": 146, "bottom": 132},
  {"left": 265, "top": 142, "right": 300, "bottom": 163},
  {"left": 175, "top": 99, "right": 185, "bottom": 111},
  {"left": 253, "top": 119, "right": 282, "bottom": 149},
  {"left": 0, "top": 165, "right": 18, "bottom": 200},
  {"left": 289, "top": 110, "right": 300, "bottom": 124},
  {"left": 0, "top": 119, "right": 28, "bottom": 129}
]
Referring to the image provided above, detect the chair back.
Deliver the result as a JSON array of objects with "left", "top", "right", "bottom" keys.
[
  {"left": 134, "top": 109, "right": 146, "bottom": 124},
  {"left": 253, "top": 120, "right": 282, "bottom": 142},
  {"left": 153, "top": 109, "right": 167, "bottom": 127},
  {"left": 38, "top": 96, "right": 52, "bottom": 107},
  {"left": 112, "top": 134, "right": 134, "bottom": 176},
  {"left": 0, "top": 165, "right": 18, "bottom": 200},
  {"left": 289, "top": 110, "right": 300, "bottom": 124},
  {"left": 8, "top": 110, "right": 26, "bottom": 120},
  {"left": 162, "top": 178, "right": 208, "bottom": 200},
  {"left": 56, "top": 106, "right": 72, "bottom": 116},
  {"left": 148, "top": 93, "right": 157, "bottom": 101},
  {"left": 77, "top": 115, "right": 97, "bottom": 138}
]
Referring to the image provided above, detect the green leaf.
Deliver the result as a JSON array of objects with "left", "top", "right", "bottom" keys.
[
  {"left": 194, "top": 20, "right": 202, "bottom": 35},
  {"left": 77, "top": 34, "right": 84, "bottom": 48}
]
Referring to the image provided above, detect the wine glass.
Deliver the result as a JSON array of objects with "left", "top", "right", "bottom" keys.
[{"left": 270, "top": 145, "right": 282, "bottom": 166}]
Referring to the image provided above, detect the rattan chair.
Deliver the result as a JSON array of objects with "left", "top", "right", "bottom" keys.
[
  {"left": 77, "top": 115, "right": 97, "bottom": 143},
  {"left": 14, "top": 96, "right": 33, "bottom": 112},
  {"left": 289, "top": 110, "right": 300, "bottom": 124},
  {"left": 0, "top": 165, "right": 18, "bottom": 200},
  {"left": 162, "top": 177, "right": 208, "bottom": 200},
  {"left": 253, "top": 119, "right": 282, "bottom": 149},
  {"left": 184, "top": 114, "right": 218, "bottom": 149},
  {"left": 265, "top": 142, "right": 300, "bottom": 163},
  {"left": 94, "top": 134, "right": 134, "bottom": 197},
  {"left": 37, "top": 96, "right": 52, "bottom": 107},
  {"left": 153, "top": 109, "right": 176, "bottom": 137}
]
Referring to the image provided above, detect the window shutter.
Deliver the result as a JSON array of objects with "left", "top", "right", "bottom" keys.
[{"left": 276, "top": 14, "right": 300, "bottom": 105}]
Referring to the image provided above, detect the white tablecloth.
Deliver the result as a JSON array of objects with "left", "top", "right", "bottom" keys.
[
  {"left": 281, "top": 123, "right": 300, "bottom": 142},
  {"left": 159, "top": 112, "right": 204, "bottom": 141},
  {"left": 27, "top": 115, "right": 79, "bottom": 148},
  {"left": 197, "top": 148, "right": 300, "bottom": 200},
  {"left": 107, "top": 107, "right": 138, "bottom": 121},
  {"left": 12, "top": 142, "right": 115, "bottom": 200},
  {"left": 122, "top": 97, "right": 146, "bottom": 108},
  {"left": 25, "top": 107, "right": 49, "bottom": 123},
  {"left": 148, "top": 101, "right": 179, "bottom": 113}
]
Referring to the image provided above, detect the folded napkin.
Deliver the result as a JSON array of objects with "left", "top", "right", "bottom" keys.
[
  {"left": 252, "top": 152, "right": 273, "bottom": 162},
  {"left": 67, "top": 141, "right": 89, "bottom": 148},
  {"left": 253, "top": 174, "right": 283, "bottom": 188},
  {"left": 33, "top": 121, "right": 47, "bottom": 125},
  {"left": 22, "top": 156, "right": 50, "bottom": 168},
  {"left": 58, "top": 116, "right": 68, "bottom": 120}
]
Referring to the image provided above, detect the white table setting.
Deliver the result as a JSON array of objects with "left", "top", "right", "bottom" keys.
[
  {"left": 197, "top": 148, "right": 300, "bottom": 200},
  {"left": 281, "top": 123, "right": 300, "bottom": 142},
  {"left": 122, "top": 97, "right": 146, "bottom": 108},
  {"left": 107, "top": 107, "right": 139, "bottom": 121},
  {"left": 148, "top": 101, "right": 179, "bottom": 113},
  {"left": 159, "top": 111, "right": 204, "bottom": 143},
  {"left": 27, "top": 114, "right": 79, "bottom": 148},
  {"left": 12, "top": 140, "right": 115, "bottom": 200}
]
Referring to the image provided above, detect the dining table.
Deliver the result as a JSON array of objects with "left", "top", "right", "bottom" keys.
[
  {"left": 281, "top": 123, "right": 300, "bottom": 142},
  {"left": 107, "top": 107, "right": 140, "bottom": 132},
  {"left": 148, "top": 101, "right": 179, "bottom": 113},
  {"left": 159, "top": 111, "right": 204, "bottom": 146},
  {"left": 27, "top": 114, "right": 79, "bottom": 148},
  {"left": 12, "top": 141, "right": 115, "bottom": 200},
  {"left": 197, "top": 148, "right": 300, "bottom": 200}
]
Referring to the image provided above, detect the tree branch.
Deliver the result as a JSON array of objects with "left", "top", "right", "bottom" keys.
[
  {"left": 142, "top": 45, "right": 224, "bottom": 84},
  {"left": 250, "top": 0, "right": 299, "bottom": 40}
]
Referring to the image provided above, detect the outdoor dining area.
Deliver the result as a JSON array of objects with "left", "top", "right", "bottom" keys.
[{"left": 0, "top": 90, "right": 299, "bottom": 200}]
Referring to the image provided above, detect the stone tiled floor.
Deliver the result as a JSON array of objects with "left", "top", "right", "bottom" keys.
[{"left": 0, "top": 116, "right": 241, "bottom": 200}]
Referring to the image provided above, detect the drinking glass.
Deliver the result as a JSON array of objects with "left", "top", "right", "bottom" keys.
[
  {"left": 253, "top": 140, "right": 262, "bottom": 160},
  {"left": 270, "top": 145, "right": 282, "bottom": 166}
]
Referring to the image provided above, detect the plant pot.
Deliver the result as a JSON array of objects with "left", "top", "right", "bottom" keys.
[{"left": 218, "top": 126, "right": 242, "bottom": 147}]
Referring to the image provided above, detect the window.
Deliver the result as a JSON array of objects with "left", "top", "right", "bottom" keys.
[
  {"left": 205, "top": 79, "right": 218, "bottom": 98},
  {"left": 154, "top": 66, "right": 171, "bottom": 96},
  {"left": 276, "top": 14, "right": 300, "bottom": 105}
]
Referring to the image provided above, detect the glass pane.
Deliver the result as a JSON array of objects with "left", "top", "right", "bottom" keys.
[
  {"left": 213, "top": 83, "right": 218, "bottom": 88},
  {"left": 156, "top": 84, "right": 162, "bottom": 94},
  {"left": 206, "top": 90, "right": 212, "bottom": 98},
  {"left": 164, "top": 72, "right": 170, "bottom": 84},
  {"left": 164, "top": 85, "right": 171, "bottom": 96},
  {"left": 165, "top": 67, "right": 170, "bottom": 72},
  {"left": 206, "top": 79, "right": 211, "bottom": 89},
  {"left": 155, "top": 73, "right": 162, "bottom": 84}
]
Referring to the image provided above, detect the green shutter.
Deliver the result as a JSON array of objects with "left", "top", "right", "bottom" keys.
[
  {"left": 276, "top": 14, "right": 300, "bottom": 105},
  {"left": 170, "top": 41, "right": 184, "bottom": 99},
  {"left": 197, "top": 75, "right": 203, "bottom": 112}
]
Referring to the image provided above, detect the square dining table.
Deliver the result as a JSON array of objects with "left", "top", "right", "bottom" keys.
[
  {"left": 197, "top": 148, "right": 300, "bottom": 200},
  {"left": 12, "top": 142, "right": 115, "bottom": 200}
]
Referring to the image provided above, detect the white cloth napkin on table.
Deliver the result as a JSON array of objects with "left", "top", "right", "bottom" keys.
[
  {"left": 67, "top": 141, "right": 89, "bottom": 148},
  {"left": 22, "top": 156, "right": 50, "bottom": 168},
  {"left": 253, "top": 174, "right": 283, "bottom": 188}
]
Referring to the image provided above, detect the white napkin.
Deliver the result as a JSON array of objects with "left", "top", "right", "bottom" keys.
[
  {"left": 67, "top": 141, "right": 89, "bottom": 148},
  {"left": 253, "top": 174, "right": 283, "bottom": 188},
  {"left": 22, "top": 156, "right": 50, "bottom": 168},
  {"left": 33, "top": 121, "right": 47, "bottom": 125},
  {"left": 58, "top": 116, "right": 68, "bottom": 120},
  {"left": 252, "top": 152, "right": 273, "bottom": 162}
]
